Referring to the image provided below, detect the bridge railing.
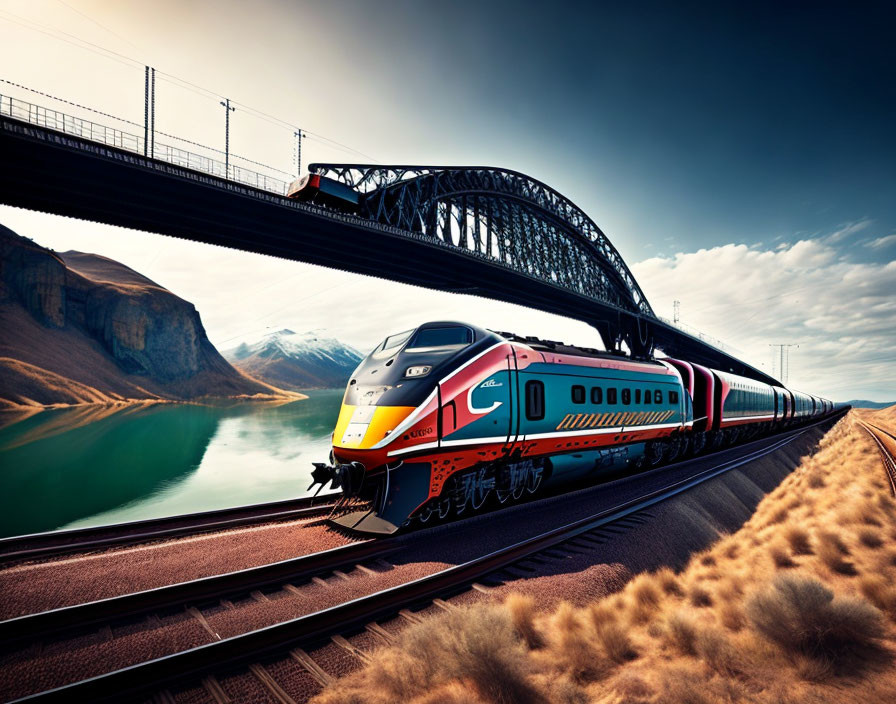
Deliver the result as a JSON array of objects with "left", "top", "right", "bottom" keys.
[{"left": 0, "top": 93, "right": 288, "bottom": 195}]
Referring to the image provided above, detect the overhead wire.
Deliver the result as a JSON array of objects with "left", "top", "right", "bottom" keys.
[{"left": 0, "top": 8, "right": 379, "bottom": 164}]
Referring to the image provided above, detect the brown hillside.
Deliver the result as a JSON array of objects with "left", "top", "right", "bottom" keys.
[
  {"left": 313, "top": 413, "right": 896, "bottom": 704},
  {"left": 0, "top": 225, "right": 300, "bottom": 411}
]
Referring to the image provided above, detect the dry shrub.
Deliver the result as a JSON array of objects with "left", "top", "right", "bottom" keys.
[
  {"left": 410, "top": 682, "right": 488, "bottom": 704},
  {"left": 700, "top": 553, "right": 717, "bottom": 567},
  {"left": 816, "top": 530, "right": 858, "bottom": 575},
  {"left": 627, "top": 573, "right": 663, "bottom": 623},
  {"left": 857, "top": 527, "right": 884, "bottom": 549},
  {"left": 548, "top": 602, "right": 606, "bottom": 683},
  {"left": 655, "top": 567, "right": 684, "bottom": 596},
  {"left": 505, "top": 593, "right": 543, "bottom": 649},
  {"left": 689, "top": 584, "right": 713, "bottom": 607},
  {"left": 719, "top": 601, "right": 746, "bottom": 632},
  {"left": 324, "top": 604, "right": 546, "bottom": 704},
  {"left": 859, "top": 575, "right": 896, "bottom": 618},
  {"left": 768, "top": 506, "right": 789, "bottom": 525},
  {"left": 745, "top": 573, "right": 885, "bottom": 667},
  {"left": 694, "top": 625, "right": 741, "bottom": 676},
  {"left": 663, "top": 609, "right": 698, "bottom": 655},
  {"left": 770, "top": 541, "right": 797, "bottom": 568},
  {"left": 595, "top": 618, "right": 637, "bottom": 664},
  {"left": 610, "top": 671, "right": 653, "bottom": 703},
  {"left": 653, "top": 665, "right": 745, "bottom": 704},
  {"left": 784, "top": 525, "right": 813, "bottom": 555},
  {"left": 807, "top": 472, "right": 825, "bottom": 489}
]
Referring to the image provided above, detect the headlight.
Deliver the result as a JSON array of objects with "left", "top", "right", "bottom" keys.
[{"left": 405, "top": 365, "right": 432, "bottom": 378}]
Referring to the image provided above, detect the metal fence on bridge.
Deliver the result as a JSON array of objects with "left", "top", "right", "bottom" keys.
[{"left": 0, "top": 93, "right": 289, "bottom": 195}]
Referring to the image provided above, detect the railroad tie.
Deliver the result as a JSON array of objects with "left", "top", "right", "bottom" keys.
[
  {"left": 202, "top": 675, "right": 233, "bottom": 704},
  {"left": 250, "top": 590, "right": 271, "bottom": 603},
  {"left": 355, "top": 563, "right": 378, "bottom": 576},
  {"left": 332, "top": 570, "right": 353, "bottom": 582},
  {"left": 331, "top": 634, "right": 372, "bottom": 664},
  {"left": 433, "top": 598, "right": 457, "bottom": 612},
  {"left": 249, "top": 663, "right": 298, "bottom": 704},
  {"left": 289, "top": 648, "right": 334, "bottom": 688},
  {"left": 470, "top": 582, "right": 493, "bottom": 594},
  {"left": 365, "top": 622, "right": 396, "bottom": 645},
  {"left": 399, "top": 608, "right": 426, "bottom": 625},
  {"left": 186, "top": 606, "right": 221, "bottom": 640}
]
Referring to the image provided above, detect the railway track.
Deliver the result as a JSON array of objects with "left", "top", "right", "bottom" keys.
[
  {"left": 5, "top": 411, "right": 844, "bottom": 703},
  {"left": 858, "top": 420, "right": 896, "bottom": 496},
  {"left": 0, "top": 493, "right": 340, "bottom": 564}
]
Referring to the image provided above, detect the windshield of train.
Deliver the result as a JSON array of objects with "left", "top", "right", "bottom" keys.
[{"left": 406, "top": 326, "right": 473, "bottom": 350}]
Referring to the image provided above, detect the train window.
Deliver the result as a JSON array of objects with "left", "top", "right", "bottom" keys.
[
  {"left": 669, "top": 390, "right": 679, "bottom": 404},
  {"left": 571, "top": 385, "right": 586, "bottom": 404},
  {"left": 525, "top": 380, "right": 545, "bottom": 420},
  {"left": 407, "top": 326, "right": 473, "bottom": 350},
  {"left": 644, "top": 390, "right": 652, "bottom": 405},
  {"left": 654, "top": 390, "right": 662, "bottom": 404},
  {"left": 591, "top": 387, "right": 603, "bottom": 404},
  {"left": 380, "top": 329, "right": 414, "bottom": 352},
  {"left": 622, "top": 388, "right": 631, "bottom": 405},
  {"left": 635, "top": 389, "right": 642, "bottom": 404},
  {"left": 607, "top": 388, "right": 618, "bottom": 404}
]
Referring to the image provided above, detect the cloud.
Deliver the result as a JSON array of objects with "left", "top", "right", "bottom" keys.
[
  {"left": 631, "top": 240, "right": 896, "bottom": 401},
  {"left": 865, "top": 234, "right": 896, "bottom": 249},
  {"left": 824, "top": 217, "right": 873, "bottom": 243}
]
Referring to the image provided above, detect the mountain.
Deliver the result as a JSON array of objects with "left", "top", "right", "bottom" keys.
[
  {"left": 841, "top": 400, "right": 896, "bottom": 409},
  {"left": 0, "top": 224, "right": 298, "bottom": 410},
  {"left": 224, "top": 329, "right": 362, "bottom": 390}
]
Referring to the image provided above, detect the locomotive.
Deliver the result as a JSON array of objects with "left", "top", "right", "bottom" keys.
[{"left": 310, "top": 321, "right": 832, "bottom": 535}]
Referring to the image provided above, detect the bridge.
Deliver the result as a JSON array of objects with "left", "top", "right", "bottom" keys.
[{"left": 0, "top": 90, "right": 778, "bottom": 385}]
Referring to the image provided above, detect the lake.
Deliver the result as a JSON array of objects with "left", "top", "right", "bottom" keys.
[{"left": 0, "top": 390, "right": 343, "bottom": 537}]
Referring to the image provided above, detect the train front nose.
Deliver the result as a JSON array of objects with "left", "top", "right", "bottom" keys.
[{"left": 332, "top": 403, "right": 415, "bottom": 455}]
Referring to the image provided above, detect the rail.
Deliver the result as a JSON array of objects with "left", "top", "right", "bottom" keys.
[
  {"left": 858, "top": 420, "right": 896, "bottom": 497},
  {"left": 0, "top": 493, "right": 339, "bottom": 564}
]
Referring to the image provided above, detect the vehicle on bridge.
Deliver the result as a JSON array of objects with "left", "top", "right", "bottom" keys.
[
  {"left": 286, "top": 173, "right": 360, "bottom": 211},
  {"left": 309, "top": 321, "right": 833, "bottom": 535}
]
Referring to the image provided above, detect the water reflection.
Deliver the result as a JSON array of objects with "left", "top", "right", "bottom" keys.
[{"left": 0, "top": 391, "right": 342, "bottom": 537}]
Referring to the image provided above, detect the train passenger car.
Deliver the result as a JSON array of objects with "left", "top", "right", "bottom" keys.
[
  {"left": 286, "top": 173, "right": 360, "bottom": 212},
  {"left": 711, "top": 371, "right": 777, "bottom": 434},
  {"left": 310, "top": 321, "right": 690, "bottom": 534}
]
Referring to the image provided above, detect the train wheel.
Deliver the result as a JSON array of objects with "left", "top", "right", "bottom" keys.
[
  {"left": 417, "top": 503, "right": 435, "bottom": 524},
  {"left": 470, "top": 467, "right": 493, "bottom": 510},
  {"left": 645, "top": 440, "right": 666, "bottom": 467},
  {"left": 524, "top": 460, "right": 544, "bottom": 494},
  {"left": 691, "top": 433, "right": 707, "bottom": 455},
  {"left": 679, "top": 434, "right": 691, "bottom": 458},
  {"left": 666, "top": 436, "right": 682, "bottom": 463},
  {"left": 496, "top": 462, "right": 526, "bottom": 504}
]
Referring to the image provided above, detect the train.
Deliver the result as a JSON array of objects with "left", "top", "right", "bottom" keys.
[{"left": 309, "top": 321, "right": 834, "bottom": 535}]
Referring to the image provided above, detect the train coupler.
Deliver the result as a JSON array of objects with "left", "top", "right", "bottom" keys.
[{"left": 308, "top": 461, "right": 366, "bottom": 496}]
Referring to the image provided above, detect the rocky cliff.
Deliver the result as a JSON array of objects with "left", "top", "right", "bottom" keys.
[{"left": 0, "top": 224, "right": 295, "bottom": 409}]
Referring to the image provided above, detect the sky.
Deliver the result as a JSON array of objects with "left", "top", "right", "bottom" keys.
[{"left": 1, "top": 1, "right": 894, "bottom": 401}]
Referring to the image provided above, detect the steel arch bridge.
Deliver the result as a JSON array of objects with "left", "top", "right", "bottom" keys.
[{"left": 311, "top": 164, "right": 653, "bottom": 321}]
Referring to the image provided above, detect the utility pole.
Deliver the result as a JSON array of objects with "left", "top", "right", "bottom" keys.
[
  {"left": 144, "top": 66, "right": 155, "bottom": 158},
  {"left": 769, "top": 343, "right": 799, "bottom": 384},
  {"left": 220, "top": 98, "right": 235, "bottom": 179},
  {"left": 294, "top": 129, "right": 303, "bottom": 177},
  {"left": 673, "top": 300, "right": 680, "bottom": 325}
]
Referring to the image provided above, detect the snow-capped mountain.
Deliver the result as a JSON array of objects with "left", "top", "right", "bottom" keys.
[{"left": 223, "top": 329, "right": 362, "bottom": 390}]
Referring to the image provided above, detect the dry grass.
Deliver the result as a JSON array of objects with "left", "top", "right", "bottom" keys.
[
  {"left": 312, "top": 412, "right": 896, "bottom": 704},
  {"left": 816, "top": 530, "right": 858, "bottom": 575},
  {"left": 784, "top": 525, "right": 813, "bottom": 555},
  {"left": 746, "top": 573, "right": 884, "bottom": 663}
]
